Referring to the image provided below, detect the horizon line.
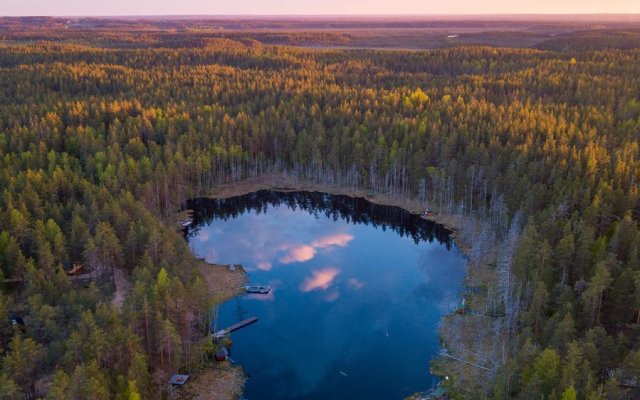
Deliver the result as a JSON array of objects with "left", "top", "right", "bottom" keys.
[{"left": 3, "top": 13, "right": 640, "bottom": 18}]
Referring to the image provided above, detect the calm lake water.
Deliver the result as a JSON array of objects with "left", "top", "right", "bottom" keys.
[{"left": 186, "top": 191, "right": 465, "bottom": 400}]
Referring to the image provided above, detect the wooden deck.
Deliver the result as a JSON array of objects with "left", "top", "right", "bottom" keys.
[{"left": 213, "top": 316, "right": 258, "bottom": 339}]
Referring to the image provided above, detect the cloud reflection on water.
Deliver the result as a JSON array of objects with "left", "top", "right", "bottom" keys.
[
  {"left": 311, "top": 233, "right": 354, "bottom": 249},
  {"left": 197, "top": 231, "right": 210, "bottom": 242},
  {"left": 190, "top": 197, "right": 466, "bottom": 400},
  {"left": 300, "top": 267, "right": 340, "bottom": 292},
  {"left": 280, "top": 233, "right": 354, "bottom": 265},
  {"left": 323, "top": 290, "right": 340, "bottom": 302},
  {"left": 279, "top": 245, "right": 317, "bottom": 264},
  {"left": 256, "top": 261, "right": 273, "bottom": 271},
  {"left": 347, "top": 277, "right": 365, "bottom": 290},
  {"left": 194, "top": 204, "right": 356, "bottom": 272}
]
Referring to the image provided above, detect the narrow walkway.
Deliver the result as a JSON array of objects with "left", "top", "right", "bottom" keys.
[
  {"left": 213, "top": 317, "right": 258, "bottom": 339},
  {"left": 111, "top": 268, "right": 129, "bottom": 310}
]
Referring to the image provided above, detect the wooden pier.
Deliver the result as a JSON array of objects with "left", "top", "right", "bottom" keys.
[{"left": 213, "top": 316, "right": 258, "bottom": 339}]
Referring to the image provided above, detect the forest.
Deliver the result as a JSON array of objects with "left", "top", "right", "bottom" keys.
[{"left": 0, "top": 17, "right": 639, "bottom": 399}]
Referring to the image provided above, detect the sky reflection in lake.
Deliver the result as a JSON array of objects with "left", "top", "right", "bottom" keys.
[{"left": 187, "top": 192, "right": 465, "bottom": 400}]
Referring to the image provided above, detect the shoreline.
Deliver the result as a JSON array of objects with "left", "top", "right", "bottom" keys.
[
  {"left": 188, "top": 175, "right": 479, "bottom": 398},
  {"left": 204, "top": 176, "right": 471, "bottom": 254},
  {"left": 177, "top": 262, "right": 249, "bottom": 399}
]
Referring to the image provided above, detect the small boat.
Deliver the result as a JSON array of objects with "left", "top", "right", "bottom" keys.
[
  {"left": 180, "top": 220, "right": 193, "bottom": 227},
  {"left": 245, "top": 285, "right": 271, "bottom": 294}
]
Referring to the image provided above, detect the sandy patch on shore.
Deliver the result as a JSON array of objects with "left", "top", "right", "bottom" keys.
[{"left": 197, "top": 261, "right": 248, "bottom": 303}]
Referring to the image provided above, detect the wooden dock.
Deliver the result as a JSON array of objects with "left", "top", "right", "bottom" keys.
[
  {"left": 245, "top": 285, "right": 271, "bottom": 294},
  {"left": 213, "top": 316, "right": 258, "bottom": 339}
]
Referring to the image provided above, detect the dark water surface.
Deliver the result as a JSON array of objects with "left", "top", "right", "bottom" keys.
[{"left": 186, "top": 191, "right": 465, "bottom": 400}]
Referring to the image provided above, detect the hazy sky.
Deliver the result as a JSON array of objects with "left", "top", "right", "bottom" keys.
[{"left": 3, "top": 0, "right": 640, "bottom": 16}]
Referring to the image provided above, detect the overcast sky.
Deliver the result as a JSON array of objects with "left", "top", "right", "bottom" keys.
[{"left": 3, "top": 0, "right": 640, "bottom": 16}]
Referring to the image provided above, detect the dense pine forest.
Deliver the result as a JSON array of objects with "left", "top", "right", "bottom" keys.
[{"left": 0, "top": 17, "right": 639, "bottom": 399}]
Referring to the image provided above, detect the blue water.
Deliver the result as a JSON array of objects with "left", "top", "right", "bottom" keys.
[{"left": 186, "top": 191, "right": 465, "bottom": 400}]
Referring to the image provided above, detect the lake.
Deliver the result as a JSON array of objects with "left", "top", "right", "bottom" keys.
[{"left": 186, "top": 191, "right": 465, "bottom": 400}]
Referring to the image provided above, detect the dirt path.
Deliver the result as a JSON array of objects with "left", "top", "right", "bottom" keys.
[{"left": 111, "top": 267, "right": 129, "bottom": 310}]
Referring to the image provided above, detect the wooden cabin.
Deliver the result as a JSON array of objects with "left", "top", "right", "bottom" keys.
[{"left": 214, "top": 347, "right": 229, "bottom": 362}]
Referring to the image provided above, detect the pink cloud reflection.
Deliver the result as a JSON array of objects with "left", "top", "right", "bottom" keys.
[
  {"left": 256, "top": 261, "right": 272, "bottom": 271},
  {"left": 278, "top": 233, "right": 353, "bottom": 265},
  {"left": 300, "top": 267, "right": 340, "bottom": 292},
  {"left": 311, "top": 233, "right": 354, "bottom": 249},
  {"left": 280, "top": 245, "right": 317, "bottom": 264},
  {"left": 348, "top": 278, "right": 365, "bottom": 290}
]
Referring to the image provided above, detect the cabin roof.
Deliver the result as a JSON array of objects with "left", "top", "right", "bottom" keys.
[{"left": 169, "top": 374, "right": 189, "bottom": 386}]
